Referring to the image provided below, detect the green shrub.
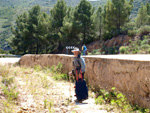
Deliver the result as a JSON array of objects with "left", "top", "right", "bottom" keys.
[
  {"left": 95, "top": 87, "right": 132, "bottom": 112},
  {"left": 133, "top": 105, "right": 150, "bottom": 113},
  {"left": 0, "top": 66, "right": 9, "bottom": 77},
  {"left": 141, "top": 44, "right": 150, "bottom": 50},
  {"left": 51, "top": 63, "right": 69, "bottom": 81},
  {"left": 128, "top": 30, "right": 137, "bottom": 37},
  {"left": 95, "top": 95, "right": 104, "bottom": 105},
  {"left": 50, "top": 65, "right": 55, "bottom": 73},
  {"left": 1, "top": 69, "right": 19, "bottom": 101},
  {"left": 104, "top": 47, "right": 119, "bottom": 54},
  {"left": 148, "top": 48, "right": 150, "bottom": 54},
  {"left": 120, "top": 36, "right": 150, "bottom": 54},
  {"left": 109, "top": 47, "right": 118, "bottom": 54},
  {"left": 138, "top": 26, "right": 150, "bottom": 35},
  {"left": 125, "top": 22, "right": 136, "bottom": 29},
  {"left": 2, "top": 77, "right": 14, "bottom": 86},
  {"left": 95, "top": 87, "right": 150, "bottom": 112},
  {"left": 141, "top": 39, "right": 148, "bottom": 45},
  {"left": 119, "top": 46, "right": 125, "bottom": 54},
  {"left": 34, "top": 65, "right": 42, "bottom": 72},
  {"left": 120, "top": 46, "right": 129, "bottom": 54},
  {"left": 53, "top": 73, "right": 69, "bottom": 81},
  {"left": 42, "top": 66, "right": 51, "bottom": 74},
  {"left": 90, "top": 49, "right": 101, "bottom": 55},
  {"left": 43, "top": 99, "right": 54, "bottom": 112},
  {"left": 56, "top": 62, "right": 63, "bottom": 73},
  {"left": 2, "top": 85, "right": 19, "bottom": 101},
  {"left": 0, "top": 49, "right": 9, "bottom": 54},
  {"left": 41, "top": 75, "right": 49, "bottom": 88},
  {"left": 51, "top": 62, "right": 63, "bottom": 73},
  {"left": 103, "top": 32, "right": 113, "bottom": 41},
  {"left": 132, "top": 50, "right": 138, "bottom": 54}
]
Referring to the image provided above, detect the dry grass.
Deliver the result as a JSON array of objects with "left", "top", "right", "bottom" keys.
[
  {"left": 0, "top": 64, "right": 63, "bottom": 113},
  {"left": 0, "top": 64, "right": 121, "bottom": 113},
  {"left": 0, "top": 63, "right": 82, "bottom": 113},
  {"left": 0, "top": 65, "right": 18, "bottom": 113}
]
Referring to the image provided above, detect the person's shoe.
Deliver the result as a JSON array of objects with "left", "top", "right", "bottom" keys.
[
  {"left": 81, "top": 97, "right": 88, "bottom": 102},
  {"left": 75, "top": 99, "right": 82, "bottom": 103}
]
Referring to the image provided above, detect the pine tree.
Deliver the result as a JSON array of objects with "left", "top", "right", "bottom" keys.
[
  {"left": 73, "top": 0, "right": 95, "bottom": 44},
  {"left": 136, "top": 3, "right": 148, "bottom": 28},
  {"left": 146, "top": 3, "right": 150, "bottom": 25},
  {"left": 103, "top": 0, "right": 133, "bottom": 37},
  {"left": 95, "top": 6, "right": 103, "bottom": 41},
  {"left": 60, "top": 7, "right": 79, "bottom": 46},
  {"left": 11, "top": 12, "right": 29, "bottom": 54},
  {"left": 50, "top": 0, "right": 67, "bottom": 53},
  {"left": 29, "top": 5, "right": 41, "bottom": 54},
  {"left": 11, "top": 5, "right": 50, "bottom": 54},
  {"left": 36, "top": 12, "right": 50, "bottom": 53},
  {"left": 146, "top": 3, "right": 150, "bottom": 15}
]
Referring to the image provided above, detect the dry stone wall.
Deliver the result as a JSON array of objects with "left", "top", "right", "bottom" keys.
[{"left": 19, "top": 54, "right": 150, "bottom": 108}]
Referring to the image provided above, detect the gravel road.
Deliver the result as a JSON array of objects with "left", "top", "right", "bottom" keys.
[{"left": 0, "top": 58, "right": 20, "bottom": 64}]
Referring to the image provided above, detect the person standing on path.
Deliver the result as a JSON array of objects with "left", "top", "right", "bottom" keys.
[
  {"left": 69, "top": 47, "right": 88, "bottom": 103},
  {"left": 82, "top": 44, "right": 87, "bottom": 56}
]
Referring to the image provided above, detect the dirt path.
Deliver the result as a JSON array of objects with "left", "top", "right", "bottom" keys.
[
  {"left": 56, "top": 81, "right": 107, "bottom": 113},
  {"left": 0, "top": 58, "right": 20, "bottom": 64},
  {"left": 0, "top": 59, "right": 109, "bottom": 113},
  {"left": 15, "top": 75, "right": 108, "bottom": 113}
]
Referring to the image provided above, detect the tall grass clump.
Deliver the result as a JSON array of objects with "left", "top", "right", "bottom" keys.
[
  {"left": 0, "top": 65, "right": 19, "bottom": 112},
  {"left": 51, "top": 62, "right": 69, "bottom": 81}
]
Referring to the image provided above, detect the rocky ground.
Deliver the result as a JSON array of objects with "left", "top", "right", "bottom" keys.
[{"left": 0, "top": 60, "right": 109, "bottom": 113}]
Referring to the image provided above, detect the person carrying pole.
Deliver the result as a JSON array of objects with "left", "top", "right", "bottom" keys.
[{"left": 69, "top": 47, "right": 88, "bottom": 103}]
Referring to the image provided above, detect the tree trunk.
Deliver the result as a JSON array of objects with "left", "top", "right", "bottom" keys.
[
  {"left": 83, "top": 25, "right": 86, "bottom": 44},
  {"left": 99, "top": 27, "right": 101, "bottom": 41},
  {"left": 58, "top": 41, "right": 63, "bottom": 53},
  {"left": 24, "top": 48, "right": 26, "bottom": 55},
  {"left": 45, "top": 45, "right": 47, "bottom": 54},
  {"left": 36, "top": 39, "right": 39, "bottom": 54},
  {"left": 118, "top": 6, "right": 121, "bottom": 34},
  {"left": 99, "top": 16, "right": 102, "bottom": 41}
]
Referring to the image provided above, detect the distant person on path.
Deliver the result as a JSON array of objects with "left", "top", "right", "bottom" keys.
[
  {"left": 82, "top": 44, "right": 87, "bottom": 55},
  {"left": 69, "top": 47, "right": 88, "bottom": 103}
]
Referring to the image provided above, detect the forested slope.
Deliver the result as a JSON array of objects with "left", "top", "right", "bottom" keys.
[{"left": 0, "top": 0, "right": 149, "bottom": 50}]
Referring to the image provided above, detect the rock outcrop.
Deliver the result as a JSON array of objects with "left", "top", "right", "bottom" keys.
[
  {"left": 19, "top": 54, "right": 150, "bottom": 108},
  {"left": 87, "top": 35, "right": 131, "bottom": 52}
]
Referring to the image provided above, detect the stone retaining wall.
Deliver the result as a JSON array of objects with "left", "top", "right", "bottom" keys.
[{"left": 19, "top": 54, "right": 150, "bottom": 108}]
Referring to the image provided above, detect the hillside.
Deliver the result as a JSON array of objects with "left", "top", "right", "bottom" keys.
[
  {"left": 132, "top": 0, "right": 150, "bottom": 17},
  {"left": 0, "top": 0, "right": 149, "bottom": 51},
  {"left": 0, "top": 0, "right": 105, "bottom": 50}
]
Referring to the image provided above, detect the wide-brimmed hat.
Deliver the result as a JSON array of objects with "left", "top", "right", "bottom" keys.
[{"left": 71, "top": 47, "right": 80, "bottom": 53}]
